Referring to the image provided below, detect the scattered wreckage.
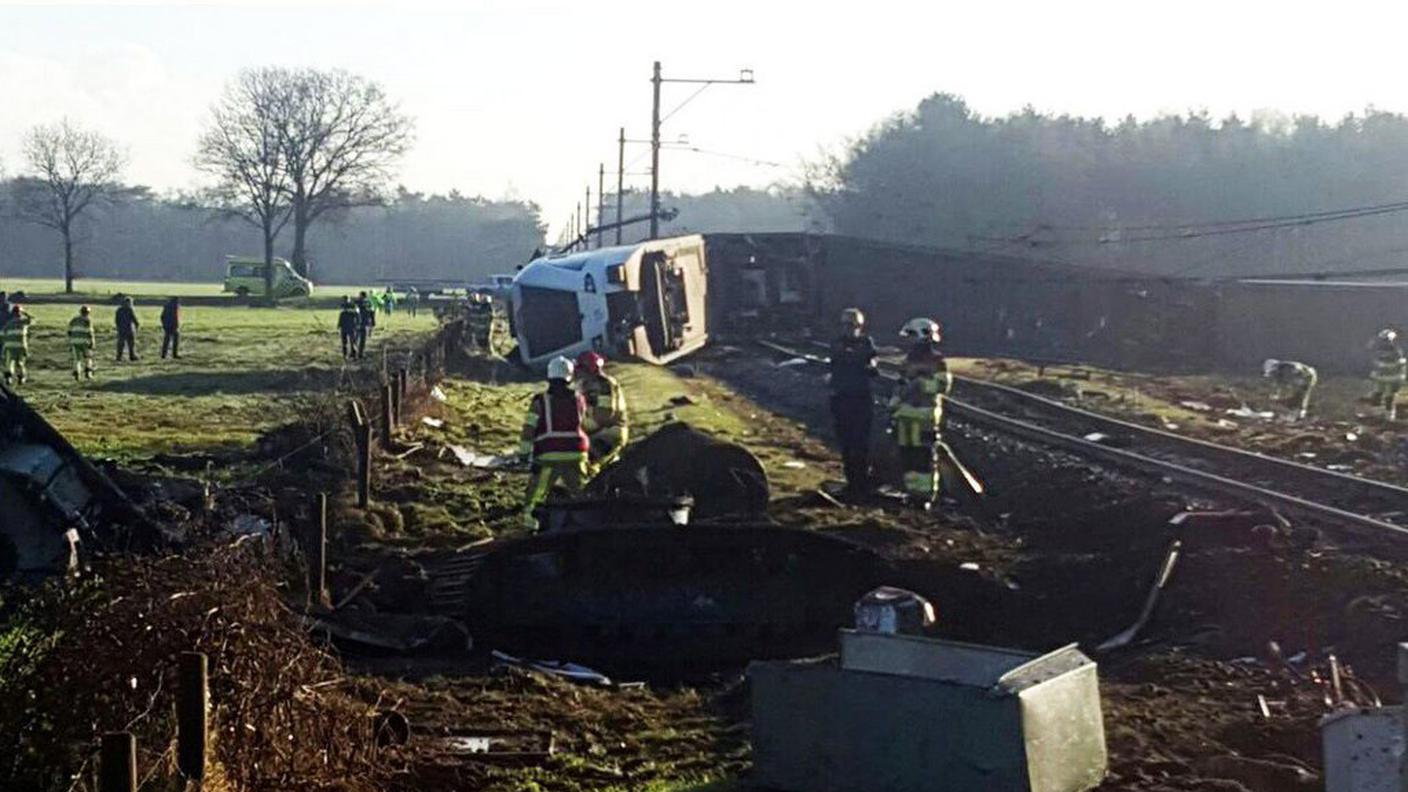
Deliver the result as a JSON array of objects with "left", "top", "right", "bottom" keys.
[{"left": 0, "top": 384, "right": 157, "bottom": 580}]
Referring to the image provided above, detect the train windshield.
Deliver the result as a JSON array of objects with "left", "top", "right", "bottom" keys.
[{"left": 517, "top": 286, "right": 582, "bottom": 359}]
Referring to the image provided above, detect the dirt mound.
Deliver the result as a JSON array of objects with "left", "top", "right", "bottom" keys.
[{"left": 590, "top": 422, "right": 770, "bottom": 518}]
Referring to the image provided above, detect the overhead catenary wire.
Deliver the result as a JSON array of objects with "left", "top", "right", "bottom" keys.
[{"left": 975, "top": 197, "right": 1408, "bottom": 247}]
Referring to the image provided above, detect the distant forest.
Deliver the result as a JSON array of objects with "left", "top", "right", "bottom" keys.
[
  {"left": 13, "top": 92, "right": 1408, "bottom": 286},
  {"left": 814, "top": 94, "right": 1408, "bottom": 278},
  {"left": 0, "top": 185, "right": 546, "bottom": 285}
]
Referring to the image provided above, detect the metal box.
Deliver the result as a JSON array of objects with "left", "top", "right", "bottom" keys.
[
  {"left": 750, "top": 632, "right": 1107, "bottom": 792},
  {"left": 1322, "top": 706, "right": 1403, "bottom": 792}
]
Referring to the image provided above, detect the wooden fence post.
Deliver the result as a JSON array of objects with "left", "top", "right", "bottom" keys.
[
  {"left": 100, "top": 732, "right": 136, "bottom": 792},
  {"left": 390, "top": 378, "right": 402, "bottom": 428},
  {"left": 348, "top": 400, "right": 371, "bottom": 509},
  {"left": 177, "top": 652, "right": 208, "bottom": 780},
  {"left": 310, "top": 493, "right": 329, "bottom": 608},
  {"left": 380, "top": 384, "right": 394, "bottom": 445},
  {"left": 397, "top": 367, "right": 408, "bottom": 406}
]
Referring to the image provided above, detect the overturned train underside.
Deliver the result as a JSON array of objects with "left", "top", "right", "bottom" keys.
[{"left": 429, "top": 524, "right": 895, "bottom": 670}]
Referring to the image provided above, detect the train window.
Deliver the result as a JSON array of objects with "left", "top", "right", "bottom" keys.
[{"left": 606, "top": 264, "right": 626, "bottom": 284}]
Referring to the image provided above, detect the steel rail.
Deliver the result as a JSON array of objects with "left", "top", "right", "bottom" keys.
[{"left": 754, "top": 339, "right": 1408, "bottom": 539}]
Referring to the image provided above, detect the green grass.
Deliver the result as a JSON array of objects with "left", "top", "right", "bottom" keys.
[
  {"left": 6, "top": 301, "right": 438, "bottom": 460},
  {"left": 4, "top": 277, "right": 387, "bottom": 300}
]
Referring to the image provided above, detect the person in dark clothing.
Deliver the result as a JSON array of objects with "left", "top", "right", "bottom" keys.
[
  {"left": 829, "top": 307, "right": 879, "bottom": 496},
  {"left": 355, "top": 291, "right": 375, "bottom": 358},
  {"left": 160, "top": 296, "right": 182, "bottom": 359},
  {"left": 115, "top": 296, "right": 140, "bottom": 361},
  {"left": 337, "top": 296, "right": 360, "bottom": 358}
]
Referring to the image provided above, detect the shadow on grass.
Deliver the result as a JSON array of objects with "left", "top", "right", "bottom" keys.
[{"left": 94, "top": 367, "right": 343, "bottom": 396}]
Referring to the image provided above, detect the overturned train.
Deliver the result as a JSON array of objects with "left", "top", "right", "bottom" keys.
[{"left": 511, "top": 233, "right": 1408, "bottom": 375}]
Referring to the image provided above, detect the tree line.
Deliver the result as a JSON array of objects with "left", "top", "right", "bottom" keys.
[{"left": 812, "top": 94, "right": 1408, "bottom": 278}]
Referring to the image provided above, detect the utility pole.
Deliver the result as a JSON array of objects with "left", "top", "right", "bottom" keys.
[
  {"left": 650, "top": 60, "right": 662, "bottom": 240},
  {"left": 597, "top": 164, "right": 605, "bottom": 249},
  {"left": 648, "top": 61, "right": 755, "bottom": 240},
  {"left": 585, "top": 185, "right": 592, "bottom": 248},
  {"left": 616, "top": 127, "right": 626, "bottom": 245},
  {"left": 575, "top": 202, "right": 582, "bottom": 249}
]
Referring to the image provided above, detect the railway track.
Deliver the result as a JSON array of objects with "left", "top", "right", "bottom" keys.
[{"left": 755, "top": 339, "right": 1408, "bottom": 540}]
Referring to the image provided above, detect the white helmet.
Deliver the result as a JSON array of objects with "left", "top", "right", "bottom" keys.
[
  {"left": 546, "top": 355, "right": 574, "bottom": 382},
  {"left": 1378, "top": 328, "right": 1398, "bottom": 343},
  {"left": 1262, "top": 359, "right": 1280, "bottom": 378},
  {"left": 900, "top": 317, "right": 941, "bottom": 342},
  {"left": 840, "top": 307, "right": 865, "bottom": 327}
]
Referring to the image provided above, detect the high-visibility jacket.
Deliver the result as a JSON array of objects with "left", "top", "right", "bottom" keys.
[
  {"left": 1370, "top": 348, "right": 1407, "bottom": 384},
  {"left": 520, "top": 388, "right": 589, "bottom": 460},
  {"left": 467, "top": 303, "right": 495, "bottom": 331},
  {"left": 890, "top": 342, "right": 952, "bottom": 440},
  {"left": 68, "top": 316, "right": 95, "bottom": 349},
  {"left": 2, "top": 315, "right": 31, "bottom": 353},
  {"left": 579, "top": 373, "right": 628, "bottom": 433}
]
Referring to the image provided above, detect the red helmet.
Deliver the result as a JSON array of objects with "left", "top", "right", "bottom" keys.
[{"left": 576, "top": 351, "right": 605, "bottom": 375}]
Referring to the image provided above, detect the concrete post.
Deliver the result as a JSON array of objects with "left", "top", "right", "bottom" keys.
[
  {"left": 177, "top": 652, "right": 208, "bottom": 780},
  {"left": 100, "top": 732, "right": 136, "bottom": 792},
  {"left": 310, "top": 493, "right": 329, "bottom": 608},
  {"left": 380, "top": 384, "right": 394, "bottom": 445},
  {"left": 1398, "top": 642, "right": 1408, "bottom": 791}
]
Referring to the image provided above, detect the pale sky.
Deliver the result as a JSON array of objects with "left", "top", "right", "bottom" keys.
[{"left": 2, "top": 0, "right": 1406, "bottom": 236}]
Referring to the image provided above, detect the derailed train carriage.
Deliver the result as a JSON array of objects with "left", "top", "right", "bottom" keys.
[{"left": 511, "top": 232, "right": 1408, "bottom": 375}]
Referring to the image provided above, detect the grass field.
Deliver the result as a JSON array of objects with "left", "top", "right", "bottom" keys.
[
  {"left": 2, "top": 277, "right": 386, "bottom": 301},
  {"left": 5, "top": 300, "right": 438, "bottom": 460}
]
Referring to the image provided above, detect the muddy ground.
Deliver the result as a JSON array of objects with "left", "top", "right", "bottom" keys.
[
  {"left": 14, "top": 344, "right": 1408, "bottom": 791},
  {"left": 306, "top": 346, "right": 1408, "bottom": 791}
]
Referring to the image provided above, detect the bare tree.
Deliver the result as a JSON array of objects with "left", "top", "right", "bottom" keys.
[
  {"left": 277, "top": 68, "right": 413, "bottom": 280},
  {"left": 17, "top": 121, "right": 126, "bottom": 293},
  {"left": 195, "top": 68, "right": 294, "bottom": 304}
]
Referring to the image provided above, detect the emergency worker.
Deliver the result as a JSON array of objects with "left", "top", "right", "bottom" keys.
[
  {"left": 829, "top": 308, "right": 878, "bottom": 496},
  {"left": 467, "top": 293, "right": 495, "bottom": 351},
  {"left": 68, "top": 305, "right": 96, "bottom": 381},
  {"left": 355, "top": 291, "right": 375, "bottom": 357},
  {"left": 2, "top": 305, "right": 33, "bottom": 385},
  {"left": 405, "top": 286, "right": 420, "bottom": 317},
  {"left": 889, "top": 317, "right": 952, "bottom": 509},
  {"left": 115, "top": 296, "right": 140, "bottom": 361},
  {"left": 160, "top": 296, "right": 182, "bottom": 359},
  {"left": 575, "top": 351, "right": 629, "bottom": 472},
  {"left": 1367, "top": 329, "right": 1407, "bottom": 421},
  {"left": 338, "top": 297, "right": 360, "bottom": 359},
  {"left": 1262, "top": 359, "right": 1317, "bottom": 421},
  {"left": 518, "top": 356, "right": 589, "bottom": 529}
]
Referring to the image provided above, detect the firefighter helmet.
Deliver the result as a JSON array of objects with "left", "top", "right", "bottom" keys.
[
  {"left": 1261, "top": 359, "right": 1280, "bottom": 378},
  {"left": 546, "top": 356, "right": 574, "bottom": 382},
  {"left": 576, "top": 350, "right": 605, "bottom": 376},
  {"left": 900, "top": 317, "right": 941, "bottom": 342},
  {"left": 1377, "top": 328, "right": 1398, "bottom": 344},
  {"left": 79, "top": 305, "right": 91, "bottom": 316},
  {"left": 840, "top": 308, "right": 865, "bottom": 327}
]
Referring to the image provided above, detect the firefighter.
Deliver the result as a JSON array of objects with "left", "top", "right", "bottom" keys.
[
  {"left": 1367, "top": 329, "right": 1406, "bottom": 421},
  {"left": 575, "top": 351, "right": 629, "bottom": 473},
  {"left": 830, "top": 307, "right": 878, "bottom": 496},
  {"left": 338, "top": 296, "right": 360, "bottom": 359},
  {"left": 68, "top": 305, "right": 96, "bottom": 381},
  {"left": 467, "top": 293, "right": 495, "bottom": 351},
  {"left": 160, "top": 296, "right": 182, "bottom": 359},
  {"left": 2, "top": 305, "right": 32, "bottom": 385},
  {"left": 382, "top": 286, "right": 397, "bottom": 316},
  {"left": 518, "top": 356, "right": 589, "bottom": 530},
  {"left": 115, "top": 296, "right": 140, "bottom": 361},
  {"left": 1261, "top": 359, "right": 1317, "bottom": 421},
  {"left": 889, "top": 317, "right": 952, "bottom": 509},
  {"left": 405, "top": 286, "right": 420, "bottom": 317}
]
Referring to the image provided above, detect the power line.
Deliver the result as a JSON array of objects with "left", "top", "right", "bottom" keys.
[{"left": 976, "top": 200, "right": 1408, "bottom": 248}]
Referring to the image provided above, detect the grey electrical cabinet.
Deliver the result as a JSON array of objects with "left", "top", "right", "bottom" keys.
[{"left": 749, "top": 631, "right": 1107, "bottom": 792}]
